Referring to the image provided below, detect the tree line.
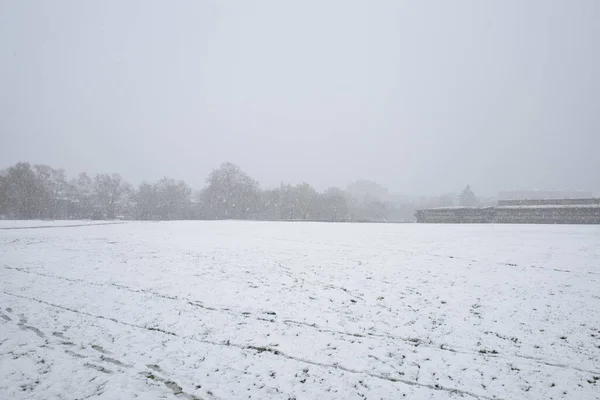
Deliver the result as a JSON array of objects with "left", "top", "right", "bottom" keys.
[{"left": 0, "top": 161, "right": 414, "bottom": 222}]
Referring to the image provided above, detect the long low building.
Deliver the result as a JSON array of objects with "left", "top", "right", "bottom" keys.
[{"left": 415, "top": 198, "right": 600, "bottom": 224}]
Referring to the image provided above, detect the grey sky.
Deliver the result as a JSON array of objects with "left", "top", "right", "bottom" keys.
[{"left": 1, "top": 0, "right": 599, "bottom": 196}]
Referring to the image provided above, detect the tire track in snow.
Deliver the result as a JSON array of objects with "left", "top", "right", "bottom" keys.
[
  {"left": 4, "top": 266, "right": 275, "bottom": 322},
  {"left": 6, "top": 265, "right": 598, "bottom": 377},
  {"left": 2, "top": 290, "right": 502, "bottom": 400},
  {"left": 0, "top": 266, "right": 496, "bottom": 358},
  {"left": 409, "top": 250, "right": 597, "bottom": 279},
  {"left": 3, "top": 266, "right": 421, "bottom": 345},
  {"left": 267, "top": 236, "right": 598, "bottom": 276},
  {"left": 1, "top": 298, "right": 207, "bottom": 400},
  {"left": 276, "top": 262, "right": 366, "bottom": 302}
]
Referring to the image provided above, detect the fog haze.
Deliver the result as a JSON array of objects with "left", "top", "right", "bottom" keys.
[{"left": 1, "top": 0, "right": 599, "bottom": 196}]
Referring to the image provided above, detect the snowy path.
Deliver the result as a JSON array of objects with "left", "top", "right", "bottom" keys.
[{"left": 1, "top": 221, "right": 599, "bottom": 399}]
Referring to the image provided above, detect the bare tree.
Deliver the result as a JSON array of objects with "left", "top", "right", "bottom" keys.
[
  {"left": 202, "top": 162, "right": 259, "bottom": 219},
  {"left": 154, "top": 178, "right": 191, "bottom": 220},
  {"left": 133, "top": 182, "right": 158, "bottom": 220},
  {"left": 321, "top": 187, "right": 349, "bottom": 221},
  {"left": 0, "top": 170, "right": 9, "bottom": 217},
  {"left": 0, "top": 160, "right": 406, "bottom": 223},
  {"left": 68, "top": 173, "right": 95, "bottom": 219},
  {"left": 93, "top": 173, "right": 131, "bottom": 219},
  {"left": 34, "top": 164, "right": 68, "bottom": 219},
  {"left": 3, "top": 162, "right": 42, "bottom": 219}
]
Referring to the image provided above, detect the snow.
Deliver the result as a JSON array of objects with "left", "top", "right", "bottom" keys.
[
  {"left": 1, "top": 221, "right": 599, "bottom": 400},
  {"left": 0, "top": 220, "right": 124, "bottom": 229}
]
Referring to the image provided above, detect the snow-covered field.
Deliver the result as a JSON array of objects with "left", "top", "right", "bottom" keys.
[{"left": 1, "top": 221, "right": 599, "bottom": 400}]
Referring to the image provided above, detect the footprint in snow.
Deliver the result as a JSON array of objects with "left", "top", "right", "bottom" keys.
[
  {"left": 91, "top": 344, "right": 111, "bottom": 355},
  {"left": 23, "top": 325, "right": 45, "bottom": 338},
  {"left": 147, "top": 364, "right": 164, "bottom": 373},
  {"left": 84, "top": 363, "right": 112, "bottom": 374},
  {"left": 100, "top": 355, "right": 129, "bottom": 368}
]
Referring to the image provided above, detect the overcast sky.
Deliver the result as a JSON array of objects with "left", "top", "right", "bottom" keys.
[{"left": 1, "top": 0, "right": 598, "bottom": 196}]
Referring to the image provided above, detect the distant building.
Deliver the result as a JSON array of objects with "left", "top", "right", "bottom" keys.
[
  {"left": 415, "top": 198, "right": 600, "bottom": 224},
  {"left": 498, "top": 190, "right": 593, "bottom": 201}
]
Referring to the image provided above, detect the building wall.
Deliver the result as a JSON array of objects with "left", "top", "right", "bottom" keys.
[
  {"left": 493, "top": 206, "right": 600, "bottom": 224},
  {"left": 415, "top": 208, "right": 495, "bottom": 223},
  {"left": 497, "top": 198, "right": 600, "bottom": 206},
  {"left": 415, "top": 201, "right": 600, "bottom": 224}
]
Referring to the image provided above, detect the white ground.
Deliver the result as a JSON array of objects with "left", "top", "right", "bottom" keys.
[{"left": 1, "top": 221, "right": 599, "bottom": 400}]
